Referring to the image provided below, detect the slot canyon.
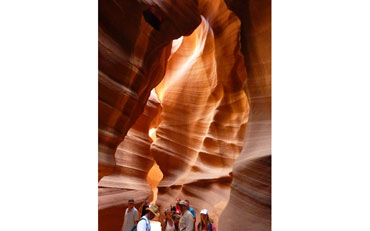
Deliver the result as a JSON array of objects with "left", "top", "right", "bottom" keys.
[{"left": 98, "top": 0, "right": 271, "bottom": 230}]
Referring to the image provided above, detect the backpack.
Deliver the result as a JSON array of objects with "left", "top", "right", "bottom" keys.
[
  {"left": 131, "top": 217, "right": 150, "bottom": 231},
  {"left": 197, "top": 222, "right": 213, "bottom": 231}
]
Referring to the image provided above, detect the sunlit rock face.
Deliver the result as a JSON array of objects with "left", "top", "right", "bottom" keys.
[
  {"left": 98, "top": 0, "right": 270, "bottom": 230},
  {"left": 98, "top": 0, "right": 200, "bottom": 180},
  {"left": 152, "top": 0, "right": 249, "bottom": 227},
  {"left": 99, "top": 2, "right": 200, "bottom": 229}
]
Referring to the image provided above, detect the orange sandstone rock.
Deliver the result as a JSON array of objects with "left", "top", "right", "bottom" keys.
[
  {"left": 98, "top": 0, "right": 270, "bottom": 230},
  {"left": 219, "top": 0, "right": 271, "bottom": 230}
]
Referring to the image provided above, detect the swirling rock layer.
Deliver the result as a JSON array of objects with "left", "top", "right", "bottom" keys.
[
  {"left": 98, "top": 90, "right": 162, "bottom": 230},
  {"left": 219, "top": 0, "right": 271, "bottom": 230},
  {"left": 98, "top": 0, "right": 271, "bottom": 230},
  {"left": 152, "top": 0, "right": 249, "bottom": 225},
  {"left": 98, "top": 0, "right": 200, "bottom": 180}
]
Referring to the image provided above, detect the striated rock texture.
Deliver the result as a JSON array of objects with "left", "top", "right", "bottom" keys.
[
  {"left": 98, "top": 90, "right": 163, "bottom": 231},
  {"left": 152, "top": 0, "right": 249, "bottom": 226},
  {"left": 98, "top": 0, "right": 270, "bottom": 230},
  {"left": 219, "top": 0, "right": 271, "bottom": 230},
  {"left": 98, "top": 0, "right": 201, "bottom": 180},
  {"left": 99, "top": 1, "right": 201, "bottom": 229}
]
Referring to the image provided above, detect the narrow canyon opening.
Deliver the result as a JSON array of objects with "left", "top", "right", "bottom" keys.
[{"left": 146, "top": 161, "right": 163, "bottom": 231}]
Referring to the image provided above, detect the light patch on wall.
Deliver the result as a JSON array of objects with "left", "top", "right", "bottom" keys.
[
  {"left": 155, "top": 16, "right": 211, "bottom": 102},
  {"left": 149, "top": 128, "right": 157, "bottom": 141},
  {"left": 146, "top": 162, "right": 163, "bottom": 204},
  {"left": 169, "top": 36, "right": 184, "bottom": 60}
]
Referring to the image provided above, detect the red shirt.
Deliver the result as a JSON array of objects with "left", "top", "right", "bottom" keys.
[{"left": 175, "top": 205, "right": 181, "bottom": 215}]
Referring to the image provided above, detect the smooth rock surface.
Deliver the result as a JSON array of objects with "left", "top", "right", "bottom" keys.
[
  {"left": 151, "top": 0, "right": 249, "bottom": 225},
  {"left": 98, "top": 0, "right": 200, "bottom": 180},
  {"left": 98, "top": 0, "right": 270, "bottom": 230},
  {"left": 219, "top": 0, "right": 271, "bottom": 230},
  {"left": 99, "top": 91, "right": 162, "bottom": 231}
]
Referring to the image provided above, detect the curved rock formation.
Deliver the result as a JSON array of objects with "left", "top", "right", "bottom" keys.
[
  {"left": 98, "top": 0, "right": 200, "bottom": 180},
  {"left": 98, "top": 90, "right": 162, "bottom": 230},
  {"left": 152, "top": 1, "right": 249, "bottom": 226},
  {"left": 98, "top": 0, "right": 271, "bottom": 230},
  {"left": 219, "top": 0, "right": 271, "bottom": 230}
]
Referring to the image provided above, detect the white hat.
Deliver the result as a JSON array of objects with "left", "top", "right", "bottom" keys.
[{"left": 200, "top": 209, "right": 208, "bottom": 215}]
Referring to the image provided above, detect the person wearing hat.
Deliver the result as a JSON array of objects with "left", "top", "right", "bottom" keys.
[
  {"left": 197, "top": 209, "right": 216, "bottom": 231},
  {"left": 122, "top": 199, "right": 138, "bottom": 231},
  {"left": 137, "top": 204, "right": 160, "bottom": 231},
  {"left": 178, "top": 200, "right": 194, "bottom": 231}
]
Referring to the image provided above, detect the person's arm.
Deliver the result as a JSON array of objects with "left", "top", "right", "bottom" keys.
[{"left": 134, "top": 210, "right": 138, "bottom": 224}]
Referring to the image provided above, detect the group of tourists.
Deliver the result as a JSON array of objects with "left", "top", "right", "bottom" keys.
[{"left": 122, "top": 198, "right": 216, "bottom": 231}]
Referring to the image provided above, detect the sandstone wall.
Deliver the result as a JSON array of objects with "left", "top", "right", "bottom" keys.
[
  {"left": 98, "top": 0, "right": 271, "bottom": 230},
  {"left": 152, "top": 0, "right": 249, "bottom": 226},
  {"left": 219, "top": 0, "right": 271, "bottom": 230},
  {"left": 98, "top": 0, "right": 200, "bottom": 180}
]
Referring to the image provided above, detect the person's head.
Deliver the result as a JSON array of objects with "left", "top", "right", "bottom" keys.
[
  {"left": 170, "top": 206, "right": 176, "bottom": 215},
  {"left": 185, "top": 199, "right": 190, "bottom": 208},
  {"left": 179, "top": 200, "right": 187, "bottom": 213},
  {"left": 146, "top": 204, "right": 160, "bottom": 220},
  {"left": 200, "top": 209, "right": 209, "bottom": 225},
  {"left": 128, "top": 199, "right": 134, "bottom": 209},
  {"left": 176, "top": 198, "right": 181, "bottom": 206}
]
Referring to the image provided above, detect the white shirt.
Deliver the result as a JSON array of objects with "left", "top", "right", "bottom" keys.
[
  {"left": 122, "top": 207, "right": 138, "bottom": 231},
  {"left": 165, "top": 219, "right": 175, "bottom": 231},
  {"left": 137, "top": 215, "right": 151, "bottom": 231}
]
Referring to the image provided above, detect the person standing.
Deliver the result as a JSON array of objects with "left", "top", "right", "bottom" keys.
[
  {"left": 175, "top": 198, "right": 182, "bottom": 216},
  {"left": 170, "top": 206, "right": 176, "bottom": 217},
  {"left": 179, "top": 200, "right": 194, "bottom": 231},
  {"left": 142, "top": 200, "right": 150, "bottom": 216},
  {"left": 122, "top": 199, "right": 139, "bottom": 231},
  {"left": 171, "top": 206, "right": 180, "bottom": 231},
  {"left": 197, "top": 209, "right": 216, "bottom": 231},
  {"left": 173, "top": 214, "right": 181, "bottom": 231},
  {"left": 184, "top": 200, "right": 196, "bottom": 231},
  {"left": 137, "top": 204, "right": 160, "bottom": 231},
  {"left": 162, "top": 208, "right": 176, "bottom": 231}
]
